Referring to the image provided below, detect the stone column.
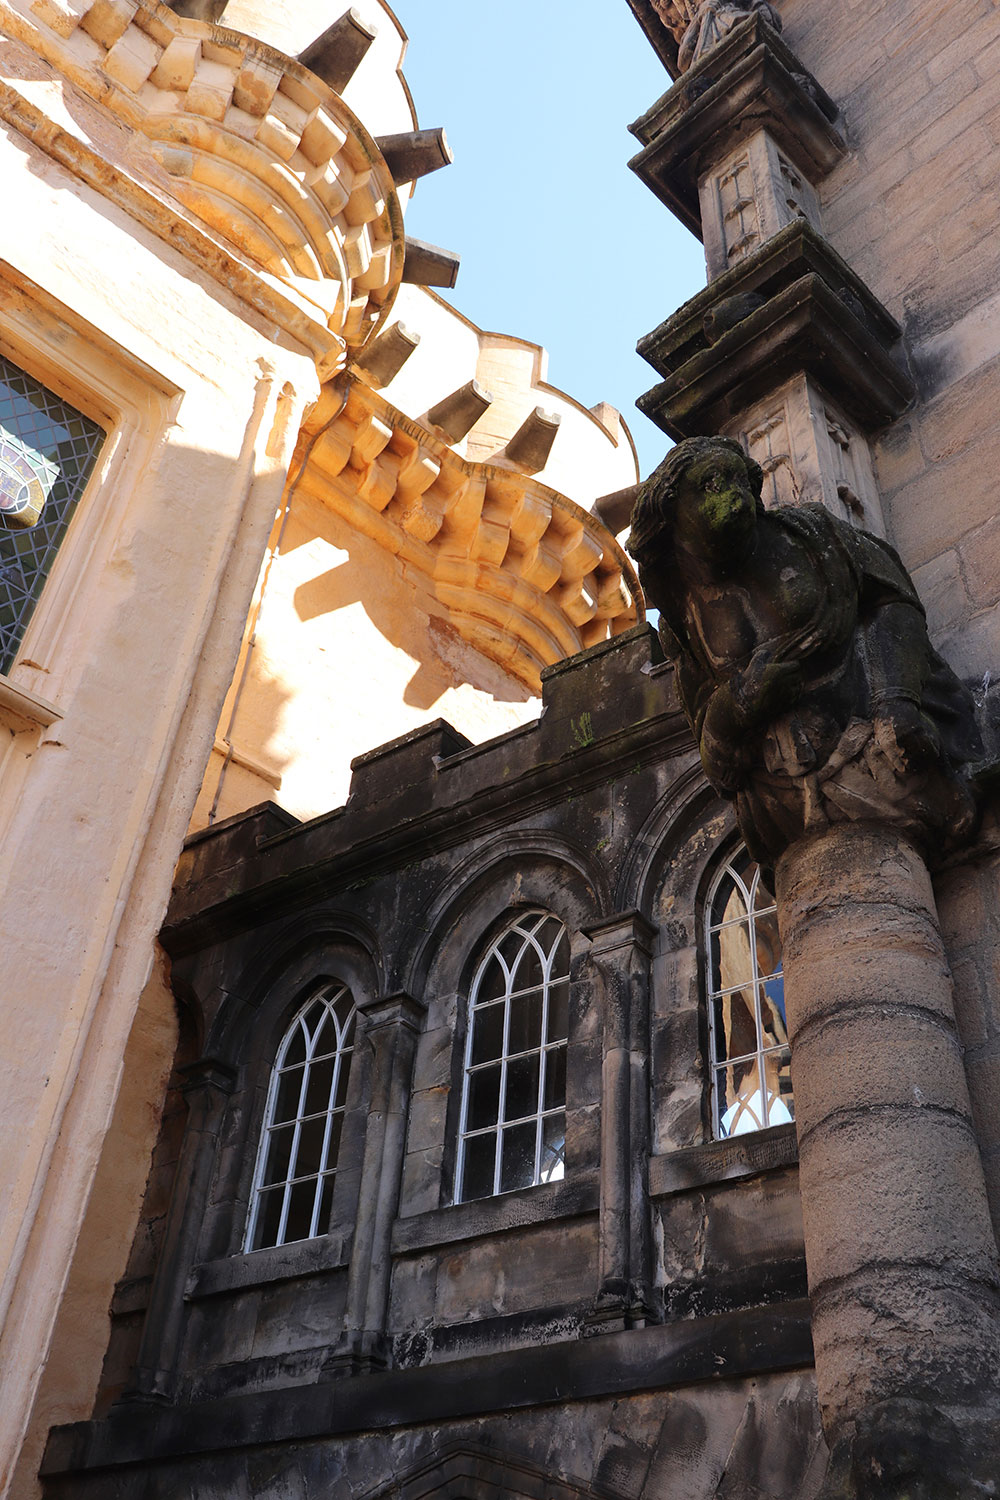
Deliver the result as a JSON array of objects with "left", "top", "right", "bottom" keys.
[
  {"left": 324, "top": 991, "right": 425, "bottom": 1376},
  {"left": 582, "top": 912, "right": 656, "bottom": 1332},
  {"left": 122, "top": 1057, "right": 236, "bottom": 1403},
  {"left": 777, "top": 823, "right": 1000, "bottom": 1476}
]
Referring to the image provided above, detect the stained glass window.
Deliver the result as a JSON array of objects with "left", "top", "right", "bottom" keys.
[
  {"left": 0, "top": 355, "right": 105, "bottom": 674},
  {"left": 244, "top": 985, "right": 357, "bottom": 1252},
  {"left": 706, "top": 847, "right": 793, "bottom": 1138},
  {"left": 456, "top": 911, "right": 570, "bottom": 1203}
]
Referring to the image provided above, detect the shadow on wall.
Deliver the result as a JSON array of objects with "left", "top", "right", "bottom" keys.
[{"left": 290, "top": 498, "right": 535, "bottom": 711}]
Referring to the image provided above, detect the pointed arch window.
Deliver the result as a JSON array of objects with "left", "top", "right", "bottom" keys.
[
  {"left": 456, "top": 911, "right": 570, "bottom": 1203},
  {"left": 706, "top": 848, "right": 794, "bottom": 1138},
  {"left": 245, "top": 985, "right": 357, "bottom": 1251}
]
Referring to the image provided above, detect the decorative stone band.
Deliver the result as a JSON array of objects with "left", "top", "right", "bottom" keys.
[
  {"left": 3, "top": 0, "right": 403, "bottom": 357},
  {"left": 637, "top": 220, "right": 916, "bottom": 441},
  {"left": 296, "top": 382, "right": 643, "bottom": 691},
  {"left": 628, "top": 15, "right": 843, "bottom": 241}
]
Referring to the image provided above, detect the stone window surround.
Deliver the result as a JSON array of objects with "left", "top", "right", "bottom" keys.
[
  {"left": 454, "top": 909, "right": 571, "bottom": 1204},
  {"left": 190, "top": 940, "right": 380, "bottom": 1271},
  {"left": 0, "top": 264, "right": 178, "bottom": 736}
]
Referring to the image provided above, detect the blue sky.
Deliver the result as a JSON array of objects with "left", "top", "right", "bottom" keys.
[{"left": 393, "top": 0, "right": 706, "bottom": 483}]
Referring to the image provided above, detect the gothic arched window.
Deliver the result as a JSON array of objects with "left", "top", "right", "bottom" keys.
[
  {"left": 244, "top": 984, "right": 357, "bottom": 1251},
  {"left": 706, "top": 848, "right": 793, "bottom": 1138},
  {"left": 456, "top": 912, "right": 570, "bottom": 1203}
]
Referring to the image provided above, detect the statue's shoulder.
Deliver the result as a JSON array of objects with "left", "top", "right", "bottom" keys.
[{"left": 771, "top": 502, "right": 922, "bottom": 610}]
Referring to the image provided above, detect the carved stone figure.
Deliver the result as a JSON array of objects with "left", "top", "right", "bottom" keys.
[
  {"left": 673, "top": 0, "right": 783, "bottom": 72},
  {"left": 627, "top": 436, "right": 981, "bottom": 865}
]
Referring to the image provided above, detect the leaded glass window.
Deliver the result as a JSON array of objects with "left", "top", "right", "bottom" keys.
[
  {"left": 0, "top": 356, "right": 105, "bottom": 674},
  {"left": 706, "top": 847, "right": 793, "bottom": 1138},
  {"left": 456, "top": 911, "right": 570, "bottom": 1203},
  {"left": 245, "top": 985, "right": 357, "bottom": 1252}
]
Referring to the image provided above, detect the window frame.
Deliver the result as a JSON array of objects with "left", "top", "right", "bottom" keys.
[
  {"left": 454, "top": 908, "right": 570, "bottom": 1204},
  {"left": 704, "top": 846, "right": 792, "bottom": 1140},
  {"left": 0, "top": 266, "right": 179, "bottom": 704},
  {"left": 0, "top": 353, "right": 107, "bottom": 675},
  {"left": 243, "top": 981, "right": 358, "bottom": 1253}
]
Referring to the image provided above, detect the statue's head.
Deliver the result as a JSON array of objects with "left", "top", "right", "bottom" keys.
[{"left": 627, "top": 436, "right": 765, "bottom": 590}]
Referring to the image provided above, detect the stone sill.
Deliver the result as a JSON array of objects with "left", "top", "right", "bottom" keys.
[
  {"left": 43, "top": 1298, "right": 815, "bottom": 1477},
  {"left": 187, "top": 1233, "right": 349, "bottom": 1300},
  {"left": 0, "top": 673, "right": 61, "bottom": 731},
  {"left": 391, "top": 1174, "right": 600, "bottom": 1256},
  {"left": 649, "top": 1123, "right": 798, "bottom": 1198}
]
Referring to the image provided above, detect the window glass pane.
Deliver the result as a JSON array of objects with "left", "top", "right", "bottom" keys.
[
  {"left": 499, "top": 1121, "right": 537, "bottom": 1193},
  {"left": 284, "top": 1179, "right": 317, "bottom": 1244},
  {"left": 716, "top": 1058, "right": 765, "bottom": 1137},
  {"left": 508, "top": 988, "right": 543, "bottom": 1054},
  {"left": 712, "top": 988, "right": 757, "bottom": 1067},
  {"left": 504, "top": 1053, "right": 540, "bottom": 1122},
  {"left": 282, "top": 1024, "right": 307, "bottom": 1069},
  {"left": 461, "top": 1131, "right": 497, "bottom": 1202},
  {"left": 546, "top": 979, "right": 569, "bottom": 1043},
  {"left": 303, "top": 1055, "right": 336, "bottom": 1118},
  {"left": 550, "top": 929, "right": 570, "bottom": 979},
  {"left": 540, "top": 1113, "right": 566, "bottom": 1183},
  {"left": 759, "top": 971, "right": 787, "bottom": 1047},
  {"left": 535, "top": 916, "right": 563, "bottom": 957},
  {"left": 262, "top": 1124, "right": 295, "bottom": 1185},
  {"left": 250, "top": 1186, "right": 285, "bottom": 1252},
  {"left": 0, "top": 358, "right": 105, "bottom": 673},
  {"left": 294, "top": 1115, "right": 327, "bottom": 1179},
  {"left": 272, "top": 1067, "right": 304, "bottom": 1124},
  {"left": 340, "top": 1006, "right": 357, "bottom": 1050},
  {"left": 466, "top": 1064, "right": 502, "bottom": 1131},
  {"left": 318, "top": 1172, "right": 336, "bottom": 1230},
  {"left": 543, "top": 1044, "right": 566, "bottom": 1112},
  {"left": 511, "top": 941, "right": 543, "bottom": 993},
  {"left": 713, "top": 920, "right": 754, "bottom": 991},
  {"left": 325, "top": 1111, "right": 343, "bottom": 1168},
  {"left": 470, "top": 1000, "right": 504, "bottom": 1065},
  {"left": 710, "top": 867, "right": 749, "bottom": 930},
  {"left": 765, "top": 1048, "right": 795, "bottom": 1126},
  {"left": 334, "top": 1056, "right": 352, "bottom": 1110},
  {"left": 311, "top": 1009, "right": 339, "bottom": 1058},
  {"left": 753, "top": 907, "right": 781, "bottom": 983},
  {"left": 477, "top": 954, "right": 507, "bottom": 1003},
  {"left": 498, "top": 929, "right": 525, "bottom": 968}
]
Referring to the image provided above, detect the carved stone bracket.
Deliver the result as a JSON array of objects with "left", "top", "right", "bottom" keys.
[
  {"left": 297, "top": 381, "right": 643, "bottom": 691},
  {"left": 629, "top": 15, "right": 843, "bottom": 238},
  {"left": 637, "top": 221, "right": 915, "bottom": 441}
]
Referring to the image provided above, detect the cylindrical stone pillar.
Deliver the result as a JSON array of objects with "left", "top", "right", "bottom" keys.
[{"left": 776, "top": 822, "right": 1000, "bottom": 1444}]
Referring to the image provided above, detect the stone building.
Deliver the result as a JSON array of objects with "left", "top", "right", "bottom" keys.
[
  {"left": 7, "top": 0, "right": 1000, "bottom": 1497},
  {"left": 0, "top": 0, "right": 639, "bottom": 1492}
]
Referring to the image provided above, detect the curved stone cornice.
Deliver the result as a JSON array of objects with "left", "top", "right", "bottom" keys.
[
  {"left": 4, "top": 0, "right": 403, "bottom": 355},
  {"left": 297, "top": 381, "right": 644, "bottom": 692}
]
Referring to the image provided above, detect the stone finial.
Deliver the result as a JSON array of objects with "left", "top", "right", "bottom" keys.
[
  {"left": 426, "top": 381, "right": 493, "bottom": 443},
  {"left": 627, "top": 435, "right": 982, "bottom": 864},
  {"left": 676, "top": 0, "right": 781, "bottom": 72},
  {"left": 298, "top": 9, "right": 377, "bottom": 94},
  {"left": 351, "top": 323, "right": 420, "bottom": 387},
  {"left": 504, "top": 408, "right": 561, "bottom": 472},
  {"left": 402, "top": 238, "right": 461, "bottom": 288},
  {"left": 375, "top": 129, "right": 453, "bottom": 186}
]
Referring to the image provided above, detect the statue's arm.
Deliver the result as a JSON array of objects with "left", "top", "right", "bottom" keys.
[{"left": 862, "top": 599, "right": 941, "bottom": 772}]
